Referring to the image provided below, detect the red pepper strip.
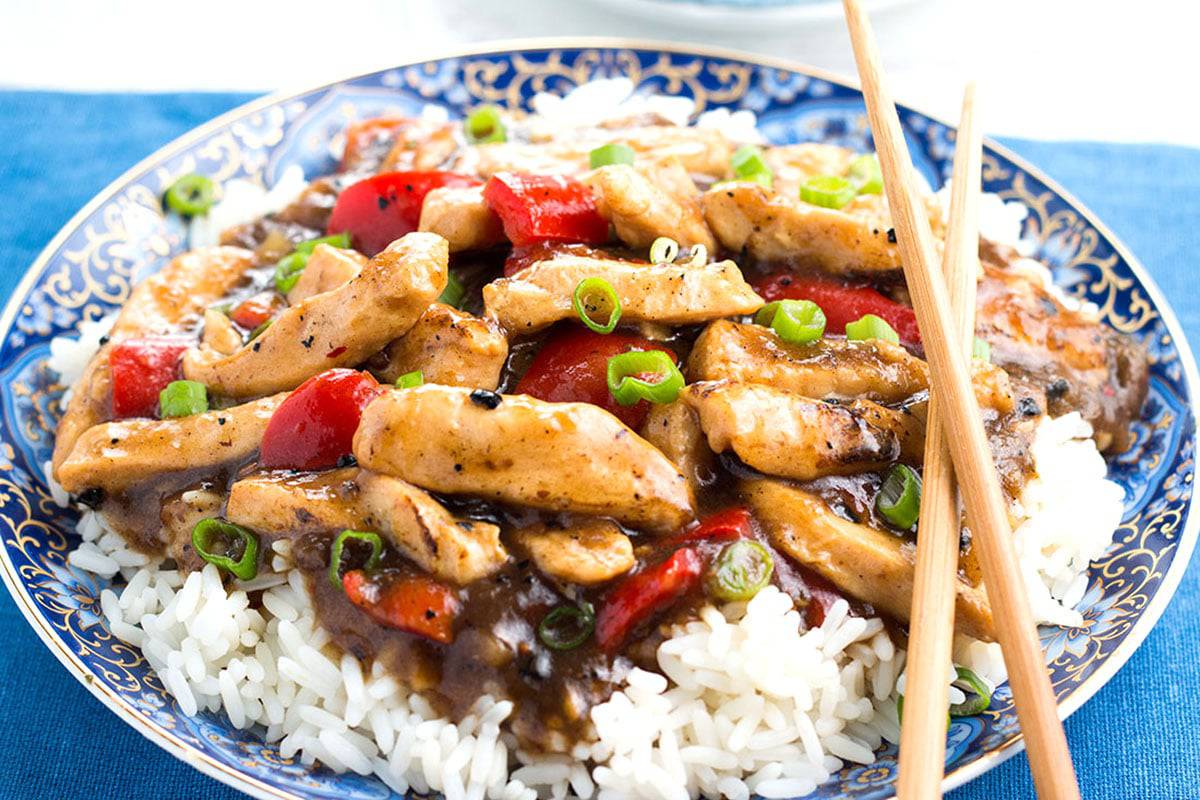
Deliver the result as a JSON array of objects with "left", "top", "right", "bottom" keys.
[
  {"left": 800, "top": 567, "right": 848, "bottom": 629},
  {"left": 503, "top": 242, "right": 602, "bottom": 278},
  {"left": 676, "top": 506, "right": 753, "bottom": 543},
  {"left": 596, "top": 547, "right": 704, "bottom": 651},
  {"left": 514, "top": 326, "right": 674, "bottom": 429},
  {"left": 343, "top": 570, "right": 460, "bottom": 644},
  {"left": 259, "top": 368, "right": 382, "bottom": 470},
  {"left": 754, "top": 272, "right": 921, "bottom": 346},
  {"left": 339, "top": 117, "right": 409, "bottom": 172},
  {"left": 327, "top": 171, "right": 483, "bottom": 256},
  {"left": 230, "top": 293, "right": 279, "bottom": 330},
  {"left": 109, "top": 337, "right": 191, "bottom": 418},
  {"left": 483, "top": 172, "right": 610, "bottom": 248}
]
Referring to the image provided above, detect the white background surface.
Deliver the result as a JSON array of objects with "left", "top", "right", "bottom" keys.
[{"left": 2, "top": 0, "right": 1197, "bottom": 146}]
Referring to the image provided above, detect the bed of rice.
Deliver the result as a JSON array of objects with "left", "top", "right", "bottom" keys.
[{"left": 40, "top": 79, "right": 1126, "bottom": 799}]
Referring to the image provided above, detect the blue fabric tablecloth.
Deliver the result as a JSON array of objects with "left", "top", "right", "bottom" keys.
[{"left": 1, "top": 91, "right": 1198, "bottom": 800}]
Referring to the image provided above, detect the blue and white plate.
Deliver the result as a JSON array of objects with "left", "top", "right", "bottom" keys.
[{"left": 0, "top": 41, "right": 1195, "bottom": 800}]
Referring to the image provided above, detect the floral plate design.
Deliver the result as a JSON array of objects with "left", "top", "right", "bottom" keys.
[{"left": 0, "top": 40, "right": 1195, "bottom": 800}]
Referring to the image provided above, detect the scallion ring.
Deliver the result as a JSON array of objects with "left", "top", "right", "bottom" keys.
[
  {"left": 395, "top": 370, "right": 424, "bottom": 389},
  {"left": 754, "top": 299, "right": 826, "bottom": 345},
  {"left": 538, "top": 602, "right": 595, "bottom": 651},
  {"left": 949, "top": 666, "right": 993, "bottom": 716},
  {"left": 295, "top": 232, "right": 351, "bottom": 254},
  {"left": 465, "top": 106, "right": 506, "bottom": 144},
  {"left": 848, "top": 154, "right": 884, "bottom": 195},
  {"left": 159, "top": 380, "right": 208, "bottom": 419},
  {"left": 248, "top": 319, "right": 273, "bottom": 341},
  {"left": 973, "top": 337, "right": 991, "bottom": 362},
  {"left": 799, "top": 175, "right": 857, "bottom": 209},
  {"left": 606, "top": 350, "right": 685, "bottom": 406},
  {"left": 572, "top": 277, "right": 622, "bottom": 334},
  {"left": 686, "top": 243, "right": 708, "bottom": 267},
  {"left": 438, "top": 270, "right": 466, "bottom": 309},
  {"left": 845, "top": 314, "right": 900, "bottom": 344},
  {"left": 649, "top": 236, "right": 679, "bottom": 265},
  {"left": 707, "top": 540, "right": 774, "bottom": 602},
  {"left": 876, "top": 464, "right": 922, "bottom": 531},
  {"left": 329, "top": 530, "right": 385, "bottom": 588},
  {"left": 273, "top": 252, "right": 309, "bottom": 294},
  {"left": 589, "top": 143, "right": 636, "bottom": 169},
  {"left": 730, "top": 145, "right": 774, "bottom": 188},
  {"left": 192, "top": 518, "right": 259, "bottom": 581},
  {"left": 164, "top": 173, "right": 216, "bottom": 217}
]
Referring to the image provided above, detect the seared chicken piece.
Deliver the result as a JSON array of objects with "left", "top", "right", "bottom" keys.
[
  {"left": 484, "top": 255, "right": 763, "bottom": 335},
  {"left": 353, "top": 386, "right": 694, "bottom": 534},
  {"left": 513, "top": 520, "right": 635, "bottom": 585},
  {"left": 201, "top": 308, "right": 243, "bottom": 356},
  {"left": 56, "top": 393, "right": 287, "bottom": 494},
  {"left": 418, "top": 185, "right": 505, "bottom": 253},
  {"left": 162, "top": 488, "right": 226, "bottom": 572},
  {"left": 844, "top": 398, "right": 927, "bottom": 464},
  {"left": 744, "top": 479, "right": 994, "bottom": 641},
  {"left": 183, "top": 233, "right": 447, "bottom": 398},
  {"left": 380, "top": 120, "right": 460, "bottom": 173},
  {"left": 683, "top": 382, "right": 899, "bottom": 480},
  {"left": 51, "top": 246, "right": 256, "bottom": 474},
  {"left": 976, "top": 264, "right": 1148, "bottom": 451},
  {"left": 285, "top": 244, "right": 366, "bottom": 304},
  {"left": 761, "top": 143, "right": 860, "bottom": 197},
  {"left": 226, "top": 468, "right": 367, "bottom": 535},
  {"left": 688, "top": 320, "right": 1013, "bottom": 412},
  {"left": 584, "top": 161, "right": 715, "bottom": 252},
  {"left": 376, "top": 303, "right": 508, "bottom": 389},
  {"left": 639, "top": 401, "right": 715, "bottom": 506}
]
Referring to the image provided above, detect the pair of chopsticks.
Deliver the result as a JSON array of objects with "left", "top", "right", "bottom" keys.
[{"left": 838, "top": 1, "right": 1081, "bottom": 798}]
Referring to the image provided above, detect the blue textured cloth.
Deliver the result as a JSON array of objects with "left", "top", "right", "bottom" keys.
[{"left": 1, "top": 91, "right": 1198, "bottom": 800}]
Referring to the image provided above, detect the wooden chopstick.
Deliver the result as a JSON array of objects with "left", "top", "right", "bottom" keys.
[
  {"left": 839, "top": 2, "right": 1082, "bottom": 797},
  {"left": 897, "top": 82, "right": 982, "bottom": 799}
]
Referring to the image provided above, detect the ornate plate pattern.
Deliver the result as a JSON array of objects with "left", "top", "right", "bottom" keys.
[{"left": 0, "top": 42, "right": 1195, "bottom": 800}]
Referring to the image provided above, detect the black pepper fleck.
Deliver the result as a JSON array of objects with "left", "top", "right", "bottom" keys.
[
  {"left": 301, "top": 335, "right": 315, "bottom": 349},
  {"left": 469, "top": 389, "right": 502, "bottom": 409},
  {"left": 252, "top": 342, "right": 262, "bottom": 352},
  {"left": 1046, "top": 377, "right": 1070, "bottom": 400},
  {"left": 1017, "top": 397, "right": 1041, "bottom": 417},
  {"left": 98, "top": 335, "right": 110, "bottom": 346},
  {"left": 336, "top": 454, "right": 358, "bottom": 468},
  {"left": 218, "top": 417, "right": 227, "bottom": 426},
  {"left": 76, "top": 487, "right": 105, "bottom": 509},
  {"left": 377, "top": 196, "right": 389, "bottom": 211},
  {"left": 886, "top": 228, "right": 897, "bottom": 244}
]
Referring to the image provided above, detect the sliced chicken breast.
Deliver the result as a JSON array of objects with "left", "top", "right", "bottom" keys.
[
  {"left": 285, "top": 244, "right": 366, "bottom": 304},
  {"left": 584, "top": 161, "right": 715, "bottom": 251},
  {"left": 639, "top": 401, "right": 715, "bottom": 507},
  {"left": 513, "top": 520, "right": 635, "bottom": 586},
  {"left": 376, "top": 303, "right": 507, "bottom": 389},
  {"left": 418, "top": 185, "right": 505, "bottom": 253}
]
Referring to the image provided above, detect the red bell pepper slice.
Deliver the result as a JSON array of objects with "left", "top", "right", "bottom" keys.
[
  {"left": 259, "top": 368, "right": 382, "bottom": 471},
  {"left": 343, "top": 570, "right": 460, "bottom": 644},
  {"left": 754, "top": 272, "right": 921, "bottom": 346},
  {"left": 595, "top": 547, "right": 704, "bottom": 651},
  {"left": 327, "top": 171, "right": 483, "bottom": 256},
  {"left": 514, "top": 327, "right": 675, "bottom": 429},
  {"left": 676, "top": 506, "right": 753, "bottom": 543},
  {"left": 109, "top": 337, "right": 191, "bottom": 419},
  {"left": 482, "top": 172, "right": 609, "bottom": 248},
  {"left": 230, "top": 293, "right": 279, "bottom": 330}
]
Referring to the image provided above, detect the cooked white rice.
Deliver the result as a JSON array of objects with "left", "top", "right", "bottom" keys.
[{"left": 40, "top": 82, "right": 1128, "bottom": 798}]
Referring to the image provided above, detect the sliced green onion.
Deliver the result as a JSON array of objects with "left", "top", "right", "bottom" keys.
[
  {"left": 649, "top": 236, "right": 679, "bottom": 265},
  {"left": 731, "top": 145, "right": 774, "bottom": 189},
  {"left": 572, "top": 277, "right": 622, "bottom": 335},
  {"left": 949, "top": 666, "right": 993, "bottom": 716},
  {"left": 273, "top": 252, "right": 309, "bottom": 294},
  {"left": 159, "top": 380, "right": 208, "bottom": 418},
  {"left": 896, "top": 695, "right": 952, "bottom": 730},
  {"left": 686, "top": 243, "right": 708, "bottom": 267},
  {"left": 465, "top": 106, "right": 506, "bottom": 144},
  {"left": 707, "top": 540, "right": 774, "bottom": 602},
  {"left": 212, "top": 302, "right": 233, "bottom": 316},
  {"left": 845, "top": 314, "right": 900, "bottom": 344},
  {"left": 799, "top": 175, "right": 857, "bottom": 210},
  {"left": 606, "top": 350, "right": 685, "bottom": 406},
  {"left": 973, "top": 337, "right": 991, "bottom": 362},
  {"left": 295, "top": 232, "right": 351, "bottom": 254},
  {"left": 164, "top": 173, "right": 215, "bottom": 217},
  {"left": 438, "top": 270, "right": 466, "bottom": 309},
  {"left": 329, "top": 530, "right": 385, "bottom": 588},
  {"left": 848, "top": 154, "right": 884, "bottom": 195},
  {"left": 249, "top": 319, "right": 273, "bottom": 341},
  {"left": 754, "top": 299, "right": 826, "bottom": 345},
  {"left": 876, "top": 463, "right": 922, "bottom": 531},
  {"left": 395, "top": 370, "right": 424, "bottom": 389},
  {"left": 538, "top": 602, "right": 595, "bottom": 651},
  {"left": 589, "top": 143, "right": 636, "bottom": 169},
  {"left": 192, "top": 518, "right": 259, "bottom": 580}
]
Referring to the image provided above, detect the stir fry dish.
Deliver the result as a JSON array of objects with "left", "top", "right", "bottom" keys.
[{"left": 51, "top": 102, "right": 1148, "bottom": 767}]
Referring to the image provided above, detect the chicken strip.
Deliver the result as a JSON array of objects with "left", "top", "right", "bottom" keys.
[
  {"left": 183, "top": 233, "right": 447, "bottom": 398},
  {"left": 418, "top": 185, "right": 505, "bottom": 253},
  {"left": 583, "top": 161, "right": 715, "bottom": 252},
  {"left": 56, "top": 393, "right": 287, "bottom": 494},
  {"left": 639, "top": 401, "right": 715, "bottom": 506},
  {"left": 484, "top": 255, "right": 763, "bottom": 335},
  {"left": 376, "top": 303, "right": 508, "bottom": 389},
  {"left": 353, "top": 386, "right": 694, "bottom": 534},
  {"left": 285, "top": 244, "right": 366, "bottom": 304},
  {"left": 201, "top": 308, "right": 243, "bottom": 356},
  {"left": 844, "top": 398, "right": 926, "bottom": 464},
  {"left": 226, "top": 468, "right": 366, "bottom": 535},
  {"left": 513, "top": 520, "right": 635, "bottom": 586},
  {"left": 52, "top": 246, "right": 256, "bottom": 474},
  {"left": 688, "top": 320, "right": 1013, "bottom": 412},
  {"left": 744, "top": 478, "right": 994, "bottom": 641},
  {"left": 162, "top": 488, "right": 227, "bottom": 572},
  {"left": 683, "top": 382, "right": 899, "bottom": 481}
]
